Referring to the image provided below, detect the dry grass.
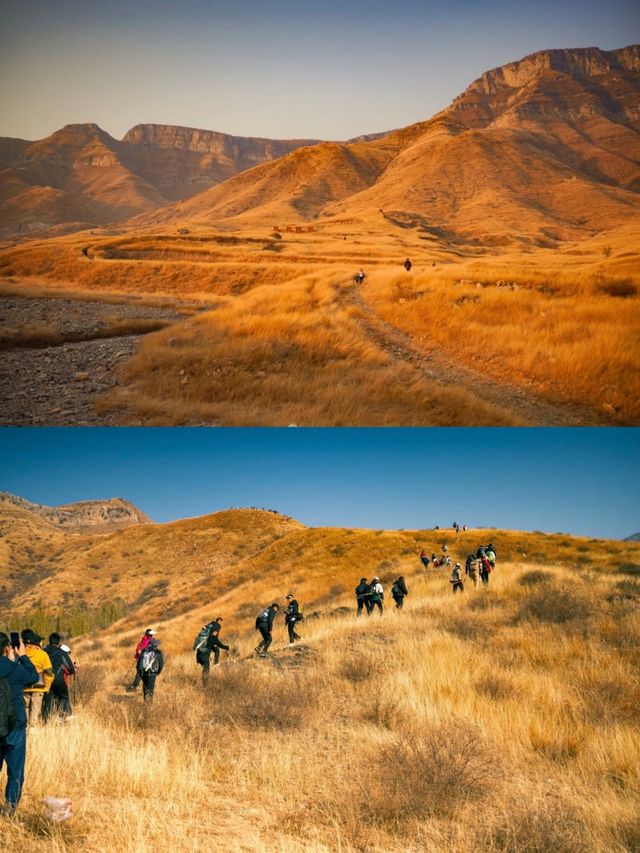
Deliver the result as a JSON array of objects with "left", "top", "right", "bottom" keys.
[
  {"left": 2, "top": 553, "right": 639, "bottom": 852},
  {"left": 95, "top": 269, "right": 516, "bottom": 425},
  {"left": 1, "top": 222, "right": 638, "bottom": 423},
  {"left": 363, "top": 258, "right": 640, "bottom": 422},
  {"left": 0, "top": 319, "right": 172, "bottom": 350}
]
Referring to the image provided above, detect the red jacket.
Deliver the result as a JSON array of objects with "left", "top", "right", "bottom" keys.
[{"left": 134, "top": 635, "right": 152, "bottom": 660}]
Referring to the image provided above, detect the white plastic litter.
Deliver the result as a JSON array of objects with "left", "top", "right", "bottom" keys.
[{"left": 43, "top": 796, "right": 73, "bottom": 822}]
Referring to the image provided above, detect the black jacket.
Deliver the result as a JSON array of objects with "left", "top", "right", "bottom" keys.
[
  {"left": 256, "top": 606, "right": 278, "bottom": 631},
  {"left": 355, "top": 582, "right": 371, "bottom": 599},
  {"left": 0, "top": 654, "right": 39, "bottom": 733},
  {"left": 44, "top": 644, "right": 75, "bottom": 685},
  {"left": 392, "top": 578, "right": 408, "bottom": 598},
  {"left": 205, "top": 632, "right": 229, "bottom": 652},
  {"left": 285, "top": 599, "right": 300, "bottom": 623}
]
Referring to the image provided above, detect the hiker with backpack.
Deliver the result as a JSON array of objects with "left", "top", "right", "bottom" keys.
[
  {"left": 42, "top": 633, "right": 76, "bottom": 722},
  {"left": 21, "top": 630, "right": 53, "bottom": 727},
  {"left": 128, "top": 628, "right": 156, "bottom": 691},
  {"left": 284, "top": 594, "right": 303, "bottom": 644},
  {"left": 449, "top": 563, "right": 464, "bottom": 593},
  {"left": 465, "top": 554, "right": 480, "bottom": 589},
  {"left": 391, "top": 576, "right": 408, "bottom": 610},
  {"left": 419, "top": 550, "right": 429, "bottom": 569},
  {"left": 0, "top": 632, "right": 39, "bottom": 816},
  {"left": 404, "top": 258, "right": 412, "bottom": 271},
  {"left": 480, "top": 553, "right": 492, "bottom": 586},
  {"left": 193, "top": 619, "right": 229, "bottom": 683},
  {"left": 355, "top": 578, "right": 372, "bottom": 616},
  {"left": 255, "top": 603, "right": 280, "bottom": 657},
  {"left": 369, "top": 577, "right": 384, "bottom": 614},
  {"left": 137, "top": 639, "right": 163, "bottom": 702}
]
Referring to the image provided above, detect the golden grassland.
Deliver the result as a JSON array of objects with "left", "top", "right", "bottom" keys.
[
  {"left": 1, "top": 219, "right": 639, "bottom": 424},
  {"left": 2, "top": 543, "right": 639, "bottom": 852}
]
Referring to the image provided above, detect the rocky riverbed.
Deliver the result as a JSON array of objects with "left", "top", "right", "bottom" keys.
[{"left": 0, "top": 295, "right": 187, "bottom": 425}]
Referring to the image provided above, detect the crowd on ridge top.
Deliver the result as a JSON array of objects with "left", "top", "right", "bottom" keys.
[{"left": 1, "top": 536, "right": 495, "bottom": 817}]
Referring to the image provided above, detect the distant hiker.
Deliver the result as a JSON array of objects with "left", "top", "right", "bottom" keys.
[
  {"left": 355, "top": 578, "right": 372, "bottom": 616},
  {"left": 480, "top": 554, "right": 492, "bottom": 586},
  {"left": 391, "top": 576, "right": 408, "bottom": 610},
  {"left": 465, "top": 554, "right": 480, "bottom": 589},
  {"left": 137, "top": 639, "right": 163, "bottom": 702},
  {"left": 284, "top": 594, "right": 303, "bottom": 644},
  {"left": 194, "top": 619, "right": 229, "bottom": 683},
  {"left": 255, "top": 604, "right": 280, "bottom": 657},
  {"left": 453, "top": 521, "right": 460, "bottom": 534},
  {"left": 0, "top": 632, "right": 39, "bottom": 816},
  {"left": 369, "top": 577, "right": 384, "bottom": 614},
  {"left": 353, "top": 269, "right": 366, "bottom": 284},
  {"left": 442, "top": 544, "right": 448, "bottom": 554},
  {"left": 444, "top": 555, "right": 452, "bottom": 567},
  {"left": 419, "top": 550, "right": 429, "bottom": 569},
  {"left": 129, "top": 628, "right": 156, "bottom": 691},
  {"left": 21, "top": 630, "right": 53, "bottom": 727},
  {"left": 404, "top": 258, "right": 412, "bottom": 271},
  {"left": 42, "top": 634, "right": 76, "bottom": 722},
  {"left": 449, "top": 563, "right": 464, "bottom": 593},
  {"left": 486, "top": 545, "right": 496, "bottom": 568}
]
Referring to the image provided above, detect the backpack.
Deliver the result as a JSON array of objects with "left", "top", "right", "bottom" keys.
[
  {"left": 140, "top": 649, "right": 159, "bottom": 673},
  {"left": 0, "top": 675, "right": 16, "bottom": 739},
  {"left": 255, "top": 609, "right": 270, "bottom": 629},
  {"left": 392, "top": 582, "right": 401, "bottom": 598},
  {"left": 193, "top": 625, "right": 212, "bottom": 653}
]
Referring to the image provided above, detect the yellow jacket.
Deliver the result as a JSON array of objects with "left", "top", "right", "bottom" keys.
[{"left": 23, "top": 645, "right": 54, "bottom": 693}]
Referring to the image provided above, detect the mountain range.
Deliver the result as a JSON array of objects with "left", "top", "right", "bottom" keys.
[{"left": 1, "top": 45, "right": 639, "bottom": 245}]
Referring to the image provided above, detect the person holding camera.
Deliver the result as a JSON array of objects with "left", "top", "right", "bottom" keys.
[{"left": 0, "top": 632, "right": 39, "bottom": 815}]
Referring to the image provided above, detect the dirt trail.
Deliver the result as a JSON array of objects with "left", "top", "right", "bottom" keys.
[{"left": 346, "top": 281, "right": 607, "bottom": 426}]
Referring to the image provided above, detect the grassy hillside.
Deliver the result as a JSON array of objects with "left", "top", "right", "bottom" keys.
[
  {"left": 2, "top": 218, "right": 638, "bottom": 425},
  {"left": 1, "top": 508, "right": 639, "bottom": 851}
]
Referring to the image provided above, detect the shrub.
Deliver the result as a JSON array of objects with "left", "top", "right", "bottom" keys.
[
  {"left": 617, "top": 563, "right": 640, "bottom": 576},
  {"left": 488, "top": 795, "right": 591, "bottom": 852},
  {"left": 519, "top": 570, "right": 553, "bottom": 586},
  {"left": 516, "top": 583, "right": 593, "bottom": 624},
  {"left": 369, "top": 721, "right": 500, "bottom": 821},
  {"left": 207, "top": 666, "right": 319, "bottom": 731}
]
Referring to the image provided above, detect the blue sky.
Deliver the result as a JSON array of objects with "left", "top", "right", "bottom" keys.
[
  {"left": 1, "top": 0, "right": 638, "bottom": 140},
  {"left": 0, "top": 429, "right": 637, "bottom": 539}
]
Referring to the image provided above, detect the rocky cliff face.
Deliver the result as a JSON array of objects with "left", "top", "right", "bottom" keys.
[
  {"left": 123, "top": 123, "right": 321, "bottom": 167},
  {"left": 462, "top": 46, "right": 640, "bottom": 97},
  {"left": 0, "top": 492, "right": 151, "bottom": 532}
]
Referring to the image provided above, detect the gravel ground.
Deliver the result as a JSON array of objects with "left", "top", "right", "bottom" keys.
[{"left": 0, "top": 295, "right": 185, "bottom": 425}]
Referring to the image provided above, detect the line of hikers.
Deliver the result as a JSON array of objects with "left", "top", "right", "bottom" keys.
[
  {"left": 0, "top": 630, "right": 77, "bottom": 815},
  {"left": 355, "top": 576, "right": 408, "bottom": 615},
  {"left": 451, "top": 545, "right": 497, "bottom": 593}
]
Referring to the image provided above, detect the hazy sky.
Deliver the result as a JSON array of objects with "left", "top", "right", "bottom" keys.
[
  {"left": 1, "top": 428, "right": 638, "bottom": 539},
  {"left": 1, "top": 0, "right": 638, "bottom": 140}
]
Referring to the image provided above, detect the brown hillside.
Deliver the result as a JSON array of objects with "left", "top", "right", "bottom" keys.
[
  {"left": 0, "top": 123, "right": 323, "bottom": 238},
  {"left": 2, "top": 494, "right": 638, "bottom": 660},
  {"left": 2, "top": 505, "right": 639, "bottom": 851},
  {"left": 137, "top": 45, "right": 640, "bottom": 245}
]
